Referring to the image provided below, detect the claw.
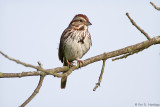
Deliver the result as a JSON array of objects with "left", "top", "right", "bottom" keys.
[{"left": 77, "top": 60, "right": 83, "bottom": 68}]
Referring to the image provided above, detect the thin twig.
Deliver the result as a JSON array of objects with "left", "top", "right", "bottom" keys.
[
  {"left": 93, "top": 60, "right": 106, "bottom": 91},
  {"left": 112, "top": 48, "right": 145, "bottom": 61},
  {"left": 126, "top": 13, "right": 151, "bottom": 40},
  {"left": 112, "top": 53, "right": 132, "bottom": 61},
  {"left": 20, "top": 74, "right": 45, "bottom": 107},
  {"left": 150, "top": 2, "right": 160, "bottom": 10},
  {"left": 38, "top": 61, "right": 43, "bottom": 68},
  {"left": 0, "top": 51, "right": 39, "bottom": 69}
]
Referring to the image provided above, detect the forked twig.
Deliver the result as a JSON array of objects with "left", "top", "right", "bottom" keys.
[{"left": 112, "top": 12, "right": 153, "bottom": 61}]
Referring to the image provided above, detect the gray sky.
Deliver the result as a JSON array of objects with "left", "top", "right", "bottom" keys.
[{"left": 0, "top": 0, "right": 160, "bottom": 107}]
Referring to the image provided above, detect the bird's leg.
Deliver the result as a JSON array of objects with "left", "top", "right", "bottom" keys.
[
  {"left": 67, "top": 60, "right": 73, "bottom": 67},
  {"left": 77, "top": 60, "right": 83, "bottom": 68}
]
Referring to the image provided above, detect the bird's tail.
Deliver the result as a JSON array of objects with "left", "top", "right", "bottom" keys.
[
  {"left": 61, "top": 76, "right": 67, "bottom": 89},
  {"left": 61, "top": 62, "right": 68, "bottom": 89}
]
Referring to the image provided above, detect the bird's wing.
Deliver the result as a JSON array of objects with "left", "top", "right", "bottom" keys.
[{"left": 58, "top": 28, "right": 71, "bottom": 63}]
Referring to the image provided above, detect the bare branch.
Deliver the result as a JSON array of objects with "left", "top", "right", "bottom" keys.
[
  {"left": 1, "top": 13, "right": 158, "bottom": 79},
  {"left": 126, "top": 13, "right": 151, "bottom": 40},
  {"left": 20, "top": 74, "right": 45, "bottom": 107},
  {"left": 0, "top": 71, "right": 42, "bottom": 78},
  {"left": 150, "top": 2, "right": 160, "bottom": 10},
  {"left": 1, "top": 36, "right": 160, "bottom": 79},
  {"left": 0, "top": 50, "right": 68, "bottom": 76},
  {"left": 93, "top": 60, "right": 106, "bottom": 91}
]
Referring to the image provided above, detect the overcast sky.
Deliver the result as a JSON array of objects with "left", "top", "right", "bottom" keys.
[{"left": 0, "top": 0, "right": 160, "bottom": 107}]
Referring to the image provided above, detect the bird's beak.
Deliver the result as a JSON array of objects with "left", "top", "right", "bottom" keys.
[{"left": 87, "top": 21, "right": 92, "bottom": 26}]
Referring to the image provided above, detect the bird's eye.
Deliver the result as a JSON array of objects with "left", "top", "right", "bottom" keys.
[{"left": 80, "top": 19, "right": 83, "bottom": 22}]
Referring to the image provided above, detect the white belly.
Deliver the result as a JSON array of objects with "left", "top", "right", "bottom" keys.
[{"left": 64, "top": 30, "right": 91, "bottom": 61}]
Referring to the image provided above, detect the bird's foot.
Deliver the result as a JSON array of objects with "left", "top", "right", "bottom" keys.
[
  {"left": 77, "top": 60, "right": 83, "bottom": 68},
  {"left": 67, "top": 60, "right": 73, "bottom": 67}
]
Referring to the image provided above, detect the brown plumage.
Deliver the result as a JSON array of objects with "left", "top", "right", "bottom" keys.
[{"left": 58, "top": 14, "right": 92, "bottom": 89}]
